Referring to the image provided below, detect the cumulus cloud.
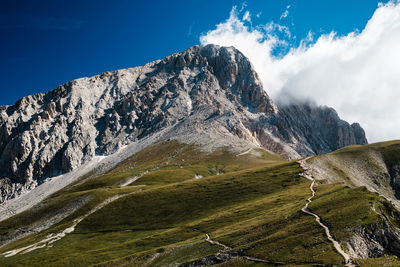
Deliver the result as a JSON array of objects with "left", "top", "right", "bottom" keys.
[{"left": 200, "top": 1, "right": 400, "bottom": 143}]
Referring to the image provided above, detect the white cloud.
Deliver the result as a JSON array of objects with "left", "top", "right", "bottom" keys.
[
  {"left": 200, "top": 2, "right": 400, "bottom": 143},
  {"left": 280, "top": 5, "right": 291, "bottom": 20},
  {"left": 265, "top": 22, "right": 291, "bottom": 38},
  {"left": 243, "top": 11, "right": 251, "bottom": 23},
  {"left": 280, "top": 10, "right": 289, "bottom": 20}
]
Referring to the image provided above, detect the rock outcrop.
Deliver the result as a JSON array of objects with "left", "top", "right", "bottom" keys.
[
  {"left": 0, "top": 44, "right": 367, "bottom": 202},
  {"left": 274, "top": 103, "right": 367, "bottom": 156},
  {"left": 346, "top": 199, "right": 400, "bottom": 259}
]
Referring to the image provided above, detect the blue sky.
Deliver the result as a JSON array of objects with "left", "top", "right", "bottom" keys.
[{"left": 0, "top": 0, "right": 386, "bottom": 106}]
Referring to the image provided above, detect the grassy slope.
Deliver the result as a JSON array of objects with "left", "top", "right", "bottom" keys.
[
  {"left": 0, "top": 142, "right": 277, "bottom": 242},
  {"left": 1, "top": 141, "right": 400, "bottom": 266},
  {"left": 0, "top": 142, "right": 290, "bottom": 265},
  {"left": 307, "top": 140, "right": 400, "bottom": 238},
  {"left": 306, "top": 140, "right": 400, "bottom": 266},
  {"left": 333, "top": 140, "right": 400, "bottom": 171},
  {"left": 312, "top": 140, "right": 400, "bottom": 184}
]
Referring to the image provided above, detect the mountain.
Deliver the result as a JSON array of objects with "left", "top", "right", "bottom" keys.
[
  {"left": 0, "top": 44, "right": 366, "bottom": 203},
  {"left": 1, "top": 44, "right": 400, "bottom": 266}
]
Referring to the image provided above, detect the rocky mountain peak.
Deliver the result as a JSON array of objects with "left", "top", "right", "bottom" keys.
[
  {"left": 0, "top": 44, "right": 367, "bottom": 202},
  {"left": 152, "top": 44, "right": 277, "bottom": 113}
]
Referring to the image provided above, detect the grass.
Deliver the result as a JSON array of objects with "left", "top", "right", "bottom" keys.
[
  {"left": 308, "top": 185, "right": 380, "bottom": 241},
  {"left": 0, "top": 141, "right": 290, "bottom": 266},
  {"left": 0, "top": 160, "right": 344, "bottom": 266},
  {"left": 1, "top": 140, "right": 400, "bottom": 266},
  {"left": 64, "top": 141, "right": 285, "bottom": 193},
  {"left": 357, "top": 256, "right": 400, "bottom": 266},
  {"left": 331, "top": 140, "right": 400, "bottom": 170},
  {"left": 0, "top": 142, "right": 284, "bottom": 243}
]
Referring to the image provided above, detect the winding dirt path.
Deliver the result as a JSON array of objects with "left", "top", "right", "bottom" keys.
[
  {"left": 205, "top": 234, "right": 231, "bottom": 250},
  {"left": 204, "top": 234, "right": 325, "bottom": 266},
  {"left": 298, "top": 159, "right": 355, "bottom": 266},
  {"left": 119, "top": 170, "right": 150, "bottom": 187},
  {"left": 2, "top": 195, "right": 124, "bottom": 257}
]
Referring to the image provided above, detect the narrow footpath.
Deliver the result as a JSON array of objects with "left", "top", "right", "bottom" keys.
[
  {"left": 203, "top": 233, "right": 326, "bottom": 266},
  {"left": 298, "top": 159, "right": 355, "bottom": 267}
]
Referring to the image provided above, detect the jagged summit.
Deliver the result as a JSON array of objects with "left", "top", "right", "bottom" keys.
[{"left": 0, "top": 44, "right": 366, "bottom": 201}]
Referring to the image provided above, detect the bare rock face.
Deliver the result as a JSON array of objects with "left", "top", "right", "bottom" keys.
[
  {"left": 273, "top": 103, "right": 368, "bottom": 156},
  {"left": 0, "top": 44, "right": 367, "bottom": 201},
  {"left": 346, "top": 200, "right": 400, "bottom": 259}
]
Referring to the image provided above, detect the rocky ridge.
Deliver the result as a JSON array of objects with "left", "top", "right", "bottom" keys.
[{"left": 0, "top": 44, "right": 367, "bottom": 202}]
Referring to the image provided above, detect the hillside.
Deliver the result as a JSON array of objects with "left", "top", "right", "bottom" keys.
[
  {"left": 305, "top": 140, "right": 400, "bottom": 209},
  {"left": 1, "top": 141, "right": 400, "bottom": 266}
]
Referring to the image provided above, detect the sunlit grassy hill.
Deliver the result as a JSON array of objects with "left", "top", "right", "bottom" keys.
[
  {"left": 306, "top": 140, "right": 400, "bottom": 207},
  {"left": 1, "top": 141, "right": 400, "bottom": 266}
]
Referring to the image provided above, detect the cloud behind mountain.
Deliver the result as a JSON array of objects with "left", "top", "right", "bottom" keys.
[{"left": 201, "top": 1, "right": 400, "bottom": 143}]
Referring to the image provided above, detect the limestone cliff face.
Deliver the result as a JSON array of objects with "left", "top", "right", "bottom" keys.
[
  {"left": 0, "top": 44, "right": 367, "bottom": 201},
  {"left": 274, "top": 103, "right": 368, "bottom": 156}
]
